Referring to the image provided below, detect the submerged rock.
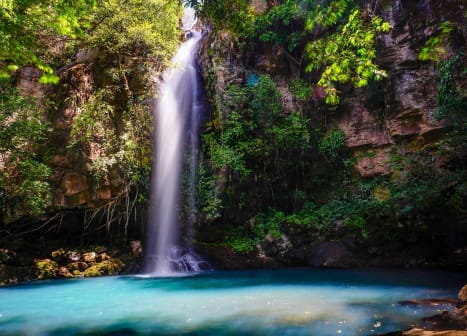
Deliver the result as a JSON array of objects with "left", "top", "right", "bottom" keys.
[
  {"left": 382, "top": 285, "right": 467, "bottom": 335},
  {"left": 421, "top": 284, "right": 467, "bottom": 331}
]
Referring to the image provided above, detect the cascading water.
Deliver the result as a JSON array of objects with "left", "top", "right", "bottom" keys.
[{"left": 144, "top": 13, "right": 208, "bottom": 275}]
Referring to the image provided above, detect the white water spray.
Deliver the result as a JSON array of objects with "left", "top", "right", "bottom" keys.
[{"left": 145, "top": 20, "right": 208, "bottom": 275}]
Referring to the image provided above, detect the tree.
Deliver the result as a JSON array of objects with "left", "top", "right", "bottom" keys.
[
  {"left": 0, "top": 0, "right": 96, "bottom": 83},
  {"left": 305, "top": 0, "right": 391, "bottom": 104}
]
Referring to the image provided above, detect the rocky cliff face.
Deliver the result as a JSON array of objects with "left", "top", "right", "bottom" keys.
[
  {"left": 6, "top": 45, "right": 153, "bottom": 243},
  {"left": 196, "top": 0, "right": 466, "bottom": 269},
  {"left": 201, "top": 0, "right": 466, "bottom": 177},
  {"left": 339, "top": 0, "right": 466, "bottom": 177}
]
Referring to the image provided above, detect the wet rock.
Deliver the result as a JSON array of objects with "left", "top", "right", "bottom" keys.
[
  {"left": 457, "top": 285, "right": 467, "bottom": 309},
  {"left": 130, "top": 240, "right": 143, "bottom": 256},
  {"left": 354, "top": 149, "right": 392, "bottom": 177},
  {"left": 195, "top": 244, "right": 280, "bottom": 269},
  {"left": 51, "top": 248, "right": 68, "bottom": 265},
  {"left": 67, "top": 251, "right": 81, "bottom": 262},
  {"left": 419, "top": 284, "right": 467, "bottom": 331},
  {"left": 262, "top": 234, "right": 290, "bottom": 257},
  {"left": 308, "top": 241, "right": 353, "bottom": 268},
  {"left": 62, "top": 173, "right": 89, "bottom": 196},
  {"left": 67, "top": 261, "right": 88, "bottom": 272},
  {"left": 337, "top": 97, "right": 392, "bottom": 150},
  {"left": 83, "top": 252, "right": 97, "bottom": 263},
  {"left": 58, "top": 266, "right": 74, "bottom": 278},
  {"left": 96, "top": 253, "right": 111, "bottom": 262}
]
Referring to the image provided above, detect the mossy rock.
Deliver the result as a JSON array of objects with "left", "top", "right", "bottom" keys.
[
  {"left": 67, "top": 261, "right": 88, "bottom": 272},
  {"left": 51, "top": 248, "right": 68, "bottom": 265},
  {"left": 58, "top": 266, "right": 74, "bottom": 278},
  {"left": 83, "top": 258, "right": 125, "bottom": 278},
  {"left": 34, "top": 259, "right": 59, "bottom": 280}
]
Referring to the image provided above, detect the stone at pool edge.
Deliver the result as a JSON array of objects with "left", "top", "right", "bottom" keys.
[
  {"left": 420, "top": 284, "right": 467, "bottom": 331},
  {"left": 457, "top": 285, "right": 467, "bottom": 309},
  {"left": 382, "top": 329, "right": 467, "bottom": 335},
  {"left": 380, "top": 285, "right": 467, "bottom": 335}
]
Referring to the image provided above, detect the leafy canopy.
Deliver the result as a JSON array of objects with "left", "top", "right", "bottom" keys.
[
  {"left": 0, "top": 0, "right": 96, "bottom": 83},
  {"left": 305, "top": 1, "right": 391, "bottom": 104},
  {"left": 194, "top": 0, "right": 391, "bottom": 104}
]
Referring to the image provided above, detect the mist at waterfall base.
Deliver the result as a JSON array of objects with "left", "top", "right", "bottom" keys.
[
  {"left": 1, "top": 269, "right": 465, "bottom": 336},
  {"left": 144, "top": 27, "right": 209, "bottom": 275}
]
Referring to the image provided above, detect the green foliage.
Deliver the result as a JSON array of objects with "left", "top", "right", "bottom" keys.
[
  {"left": 1, "top": 0, "right": 181, "bottom": 84},
  {"left": 69, "top": 89, "right": 118, "bottom": 184},
  {"left": 186, "top": 0, "right": 255, "bottom": 37},
  {"left": 69, "top": 87, "right": 152, "bottom": 191},
  {"left": 290, "top": 79, "right": 312, "bottom": 102},
  {"left": 433, "top": 53, "right": 466, "bottom": 128},
  {"left": 200, "top": 74, "right": 313, "bottom": 223},
  {"left": 203, "top": 75, "right": 283, "bottom": 176},
  {"left": 120, "top": 102, "right": 152, "bottom": 187},
  {"left": 84, "top": 0, "right": 182, "bottom": 63},
  {"left": 225, "top": 212, "right": 283, "bottom": 252},
  {"left": 0, "top": 79, "right": 52, "bottom": 215},
  {"left": 318, "top": 128, "right": 345, "bottom": 160},
  {"left": 268, "top": 112, "right": 311, "bottom": 152},
  {"left": 252, "top": 0, "right": 308, "bottom": 52},
  {"left": 197, "top": 159, "right": 222, "bottom": 222},
  {"left": 0, "top": 0, "right": 96, "bottom": 83},
  {"left": 305, "top": 4, "right": 390, "bottom": 104},
  {"left": 418, "top": 21, "right": 453, "bottom": 61}
]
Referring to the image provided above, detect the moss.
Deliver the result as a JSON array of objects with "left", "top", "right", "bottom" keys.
[
  {"left": 67, "top": 262, "right": 88, "bottom": 272},
  {"left": 82, "top": 258, "right": 124, "bottom": 278},
  {"left": 35, "top": 259, "right": 58, "bottom": 280}
]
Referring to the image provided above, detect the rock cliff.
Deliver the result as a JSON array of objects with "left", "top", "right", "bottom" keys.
[{"left": 196, "top": 0, "right": 466, "bottom": 269}]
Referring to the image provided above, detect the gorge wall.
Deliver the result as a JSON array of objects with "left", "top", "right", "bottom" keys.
[
  {"left": 194, "top": 0, "right": 467, "bottom": 269},
  {"left": 1, "top": 0, "right": 466, "bottom": 274}
]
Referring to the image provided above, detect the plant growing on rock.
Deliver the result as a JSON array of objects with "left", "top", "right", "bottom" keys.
[
  {"left": 304, "top": 1, "right": 391, "bottom": 104},
  {"left": 0, "top": 79, "right": 52, "bottom": 218}
]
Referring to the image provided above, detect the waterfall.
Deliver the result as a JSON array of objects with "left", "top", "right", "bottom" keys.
[{"left": 144, "top": 19, "right": 208, "bottom": 275}]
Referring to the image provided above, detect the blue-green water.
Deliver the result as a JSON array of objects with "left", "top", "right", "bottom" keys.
[{"left": 0, "top": 269, "right": 464, "bottom": 335}]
